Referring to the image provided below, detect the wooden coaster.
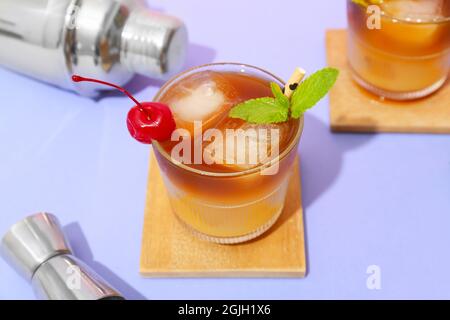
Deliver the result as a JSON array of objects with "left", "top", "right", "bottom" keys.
[
  {"left": 327, "top": 29, "right": 450, "bottom": 134},
  {"left": 140, "top": 152, "right": 306, "bottom": 278}
]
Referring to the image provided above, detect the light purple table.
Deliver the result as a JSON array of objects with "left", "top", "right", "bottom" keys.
[{"left": 1, "top": 0, "right": 449, "bottom": 300}]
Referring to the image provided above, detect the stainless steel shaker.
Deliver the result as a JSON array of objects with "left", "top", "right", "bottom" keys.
[
  {"left": 1, "top": 213, "right": 124, "bottom": 300},
  {"left": 0, "top": 0, "right": 188, "bottom": 97}
]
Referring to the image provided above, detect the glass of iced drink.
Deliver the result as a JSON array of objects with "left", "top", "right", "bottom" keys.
[
  {"left": 347, "top": 0, "right": 450, "bottom": 100},
  {"left": 152, "top": 63, "right": 303, "bottom": 244}
]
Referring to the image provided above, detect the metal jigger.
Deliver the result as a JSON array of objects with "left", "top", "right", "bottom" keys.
[{"left": 1, "top": 213, "right": 124, "bottom": 300}]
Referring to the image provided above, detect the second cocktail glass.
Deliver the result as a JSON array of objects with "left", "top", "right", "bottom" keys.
[{"left": 347, "top": 0, "right": 450, "bottom": 100}]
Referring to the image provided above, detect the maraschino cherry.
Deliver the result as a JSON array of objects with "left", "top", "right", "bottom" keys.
[{"left": 72, "top": 75, "right": 176, "bottom": 144}]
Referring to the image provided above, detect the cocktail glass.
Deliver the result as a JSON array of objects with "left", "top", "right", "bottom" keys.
[
  {"left": 152, "top": 63, "right": 303, "bottom": 244},
  {"left": 347, "top": 0, "right": 450, "bottom": 100}
]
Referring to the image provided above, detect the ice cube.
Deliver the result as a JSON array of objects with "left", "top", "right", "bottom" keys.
[
  {"left": 203, "top": 120, "right": 292, "bottom": 171},
  {"left": 161, "top": 71, "right": 238, "bottom": 135},
  {"left": 379, "top": 0, "right": 448, "bottom": 49},
  {"left": 170, "top": 80, "right": 225, "bottom": 122},
  {"left": 381, "top": 0, "right": 446, "bottom": 21}
]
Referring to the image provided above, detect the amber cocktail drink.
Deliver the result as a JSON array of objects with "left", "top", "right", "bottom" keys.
[
  {"left": 152, "top": 63, "right": 303, "bottom": 244},
  {"left": 347, "top": 0, "right": 450, "bottom": 100}
]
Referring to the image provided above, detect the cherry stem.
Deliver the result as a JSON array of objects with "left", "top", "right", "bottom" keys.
[{"left": 72, "top": 75, "right": 143, "bottom": 109}]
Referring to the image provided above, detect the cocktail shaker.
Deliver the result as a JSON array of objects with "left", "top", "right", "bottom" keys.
[
  {"left": 1, "top": 213, "right": 124, "bottom": 300},
  {"left": 0, "top": 0, "right": 188, "bottom": 97}
]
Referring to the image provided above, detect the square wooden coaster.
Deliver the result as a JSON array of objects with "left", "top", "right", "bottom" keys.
[
  {"left": 327, "top": 29, "right": 450, "bottom": 134},
  {"left": 140, "top": 152, "right": 306, "bottom": 278}
]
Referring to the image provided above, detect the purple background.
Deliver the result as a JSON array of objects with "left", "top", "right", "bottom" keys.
[{"left": 1, "top": 0, "right": 449, "bottom": 300}]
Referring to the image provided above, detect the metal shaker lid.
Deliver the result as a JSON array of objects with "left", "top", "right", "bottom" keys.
[
  {"left": 120, "top": 10, "right": 188, "bottom": 77},
  {"left": 0, "top": 213, "right": 72, "bottom": 280}
]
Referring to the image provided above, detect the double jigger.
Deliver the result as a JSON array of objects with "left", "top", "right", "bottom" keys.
[{"left": 0, "top": 213, "right": 124, "bottom": 300}]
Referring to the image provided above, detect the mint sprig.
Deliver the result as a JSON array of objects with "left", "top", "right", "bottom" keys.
[
  {"left": 290, "top": 68, "right": 339, "bottom": 119},
  {"left": 270, "top": 82, "right": 289, "bottom": 110},
  {"left": 229, "top": 67, "right": 339, "bottom": 124},
  {"left": 228, "top": 97, "right": 289, "bottom": 124}
]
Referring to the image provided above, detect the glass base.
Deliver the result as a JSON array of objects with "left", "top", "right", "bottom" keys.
[
  {"left": 176, "top": 207, "right": 284, "bottom": 245},
  {"left": 351, "top": 71, "right": 448, "bottom": 101}
]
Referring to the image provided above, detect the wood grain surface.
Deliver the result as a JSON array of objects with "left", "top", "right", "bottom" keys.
[{"left": 140, "top": 152, "right": 306, "bottom": 278}]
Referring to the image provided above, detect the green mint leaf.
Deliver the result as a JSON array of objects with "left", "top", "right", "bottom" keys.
[
  {"left": 270, "top": 82, "right": 289, "bottom": 110},
  {"left": 290, "top": 67, "right": 339, "bottom": 119},
  {"left": 229, "top": 97, "right": 289, "bottom": 124}
]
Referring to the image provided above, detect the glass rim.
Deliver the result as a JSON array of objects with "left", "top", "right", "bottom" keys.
[
  {"left": 350, "top": 0, "right": 450, "bottom": 24},
  {"left": 152, "top": 62, "right": 304, "bottom": 178}
]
